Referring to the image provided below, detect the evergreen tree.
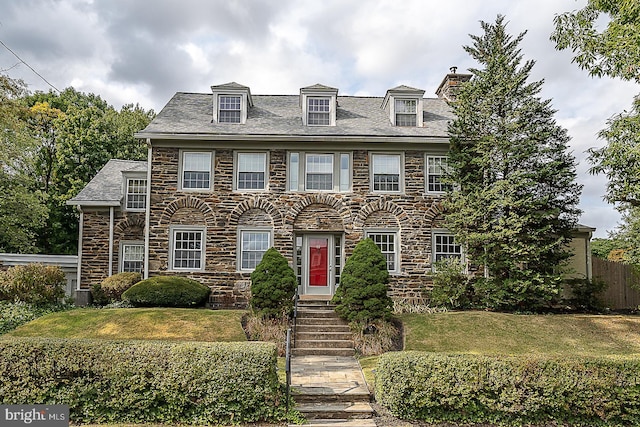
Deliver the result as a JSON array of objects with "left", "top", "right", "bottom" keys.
[
  {"left": 332, "top": 239, "right": 392, "bottom": 323},
  {"left": 250, "top": 248, "right": 297, "bottom": 319},
  {"left": 445, "top": 16, "right": 582, "bottom": 310}
]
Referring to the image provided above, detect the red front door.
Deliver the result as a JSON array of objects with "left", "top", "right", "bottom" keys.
[{"left": 309, "top": 237, "right": 328, "bottom": 287}]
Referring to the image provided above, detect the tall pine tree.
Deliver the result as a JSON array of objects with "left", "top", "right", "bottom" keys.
[{"left": 445, "top": 16, "right": 582, "bottom": 310}]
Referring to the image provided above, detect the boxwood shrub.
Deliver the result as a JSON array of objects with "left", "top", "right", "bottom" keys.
[
  {"left": 376, "top": 351, "right": 640, "bottom": 426},
  {"left": 0, "top": 338, "right": 285, "bottom": 425},
  {"left": 122, "top": 275, "right": 210, "bottom": 307},
  {"left": 100, "top": 272, "right": 142, "bottom": 302}
]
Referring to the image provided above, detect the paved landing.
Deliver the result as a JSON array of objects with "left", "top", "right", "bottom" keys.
[{"left": 289, "top": 355, "right": 370, "bottom": 396}]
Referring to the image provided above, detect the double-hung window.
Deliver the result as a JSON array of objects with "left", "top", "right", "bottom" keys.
[
  {"left": 372, "top": 153, "right": 401, "bottom": 192},
  {"left": 307, "top": 97, "right": 330, "bottom": 126},
  {"left": 239, "top": 230, "right": 270, "bottom": 271},
  {"left": 171, "top": 227, "right": 205, "bottom": 270},
  {"left": 306, "top": 153, "right": 333, "bottom": 190},
  {"left": 236, "top": 152, "right": 267, "bottom": 190},
  {"left": 218, "top": 95, "right": 241, "bottom": 123},
  {"left": 366, "top": 231, "right": 399, "bottom": 273},
  {"left": 433, "top": 232, "right": 462, "bottom": 263},
  {"left": 125, "top": 178, "right": 147, "bottom": 210},
  {"left": 289, "top": 152, "right": 351, "bottom": 192},
  {"left": 395, "top": 99, "right": 417, "bottom": 127},
  {"left": 181, "top": 152, "right": 213, "bottom": 190},
  {"left": 121, "top": 242, "right": 144, "bottom": 273},
  {"left": 426, "top": 156, "right": 450, "bottom": 193}
]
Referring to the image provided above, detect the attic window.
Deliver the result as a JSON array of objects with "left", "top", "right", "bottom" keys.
[
  {"left": 218, "top": 96, "right": 241, "bottom": 123},
  {"left": 395, "top": 99, "right": 417, "bottom": 127},
  {"left": 307, "top": 97, "right": 330, "bottom": 126}
]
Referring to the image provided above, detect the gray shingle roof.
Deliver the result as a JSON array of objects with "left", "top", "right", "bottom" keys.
[
  {"left": 136, "top": 93, "right": 454, "bottom": 138},
  {"left": 67, "top": 159, "right": 147, "bottom": 206}
]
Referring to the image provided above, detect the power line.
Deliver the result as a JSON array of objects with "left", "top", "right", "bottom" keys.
[{"left": 0, "top": 39, "right": 60, "bottom": 93}]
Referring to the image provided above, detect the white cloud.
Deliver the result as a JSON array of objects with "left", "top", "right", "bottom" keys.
[{"left": 0, "top": 0, "right": 635, "bottom": 236}]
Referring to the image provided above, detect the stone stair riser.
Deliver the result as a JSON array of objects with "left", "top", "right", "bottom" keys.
[
  {"left": 297, "top": 310, "right": 342, "bottom": 319},
  {"left": 292, "top": 348, "right": 355, "bottom": 356},
  {"left": 297, "top": 332, "right": 352, "bottom": 340},
  {"left": 297, "top": 317, "right": 348, "bottom": 326},
  {"left": 296, "top": 325, "right": 351, "bottom": 333}
]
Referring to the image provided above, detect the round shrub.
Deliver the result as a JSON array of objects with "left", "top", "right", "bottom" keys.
[
  {"left": 250, "top": 248, "right": 297, "bottom": 319},
  {"left": 331, "top": 238, "right": 393, "bottom": 323},
  {"left": 101, "top": 272, "right": 142, "bottom": 302},
  {"left": 122, "top": 276, "right": 211, "bottom": 308},
  {"left": 0, "top": 264, "right": 65, "bottom": 305}
]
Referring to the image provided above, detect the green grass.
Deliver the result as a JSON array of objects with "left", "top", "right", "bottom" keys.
[
  {"left": 401, "top": 311, "right": 640, "bottom": 356},
  {"left": 4, "top": 308, "right": 248, "bottom": 342}
]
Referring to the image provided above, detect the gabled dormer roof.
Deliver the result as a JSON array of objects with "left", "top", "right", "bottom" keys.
[
  {"left": 381, "top": 85, "right": 426, "bottom": 110},
  {"left": 300, "top": 83, "right": 339, "bottom": 92},
  {"left": 211, "top": 82, "right": 253, "bottom": 107}
]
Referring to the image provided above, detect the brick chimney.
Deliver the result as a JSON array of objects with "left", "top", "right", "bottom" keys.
[{"left": 435, "top": 66, "right": 472, "bottom": 101}]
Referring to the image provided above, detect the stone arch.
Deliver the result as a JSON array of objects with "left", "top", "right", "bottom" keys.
[
  {"left": 228, "top": 196, "right": 282, "bottom": 227},
  {"left": 424, "top": 200, "right": 445, "bottom": 225},
  {"left": 159, "top": 196, "right": 216, "bottom": 226},
  {"left": 353, "top": 198, "right": 410, "bottom": 229},
  {"left": 114, "top": 216, "right": 145, "bottom": 235},
  {"left": 237, "top": 208, "right": 274, "bottom": 227},
  {"left": 285, "top": 194, "right": 352, "bottom": 230}
]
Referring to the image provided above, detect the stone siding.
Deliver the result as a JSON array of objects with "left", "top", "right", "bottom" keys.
[
  {"left": 79, "top": 209, "right": 145, "bottom": 289},
  {"left": 147, "top": 147, "right": 447, "bottom": 307}
]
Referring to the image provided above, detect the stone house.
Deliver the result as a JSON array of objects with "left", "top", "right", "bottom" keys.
[{"left": 68, "top": 70, "right": 593, "bottom": 307}]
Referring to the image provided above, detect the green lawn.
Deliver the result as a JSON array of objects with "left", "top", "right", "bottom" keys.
[
  {"left": 4, "top": 307, "right": 248, "bottom": 342},
  {"left": 401, "top": 311, "right": 640, "bottom": 356}
]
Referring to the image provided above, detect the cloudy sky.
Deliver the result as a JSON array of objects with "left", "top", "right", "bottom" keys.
[{"left": 1, "top": 0, "right": 636, "bottom": 237}]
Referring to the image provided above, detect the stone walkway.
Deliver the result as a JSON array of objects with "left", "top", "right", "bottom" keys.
[
  {"left": 289, "top": 355, "right": 376, "bottom": 427},
  {"left": 290, "top": 355, "right": 370, "bottom": 396}
]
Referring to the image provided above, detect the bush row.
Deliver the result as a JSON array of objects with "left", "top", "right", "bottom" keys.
[
  {"left": 375, "top": 351, "right": 640, "bottom": 426},
  {"left": 0, "top": 338, "right": 285, "bottom": 425}
]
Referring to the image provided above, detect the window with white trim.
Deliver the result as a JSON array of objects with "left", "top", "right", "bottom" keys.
[
  {"left": 170, "top": 227, "right": 205, "bottom": 270},
  {"left": 433, "top": 232, "right": 462, "bottom": 263},
  {"left": 395, "top": 99, "right": 417, "bottom": 126},
  {"left": 288, "top": 152, "right": 351, "bottom": 192},
  {"left": 125, "top": 178, "right": 147, "bottom": 210},
  {"left": 121, "top": 242, "right": 144, "bottom": 273},
  {"left": 218, "top": 95, "right": 241, "bottom": 123},
  {"left": 426, "top": 156, "right": 450, "bottom": 193},
  {"left": 181, "top": 151, "right": 213, "bottom": 190},
  {"left": 307, "top": 97, "right": 330, "bottom": 126},
  {"left": 236, "top": 152, "right": 267, "bottom": 190},
  {"left": 366, "top": 231, "right": 399, "bottom": 273},
  {"left": 239, "top": 230, "right": 270, "bottom": 271},
  {"left": 372, "top": 153, "right": 401, "bottom": 192}
]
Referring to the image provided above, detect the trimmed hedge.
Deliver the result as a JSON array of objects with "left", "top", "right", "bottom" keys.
[
  {"left": 122, "top": 276, "right": 210, "bottom": 307},
  {"left": 0, "top": 338, "right": 285, "bottom": 425},
  {"left": 376, "top": 352, "right": 640, "bottom": 426}
]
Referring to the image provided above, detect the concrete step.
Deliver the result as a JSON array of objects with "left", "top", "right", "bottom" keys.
[
  {"left": 296, "top": 324, "right": 351, "bottom": 333},
  {"left": 296, "top": 339, "right": 354, "bottom": 349},
  {"left": 295, "top": 402, "right": 374, "bottom": 420},
  {"left": 297, "top": 302, "right": 337, "bottom": 309},
  {"left": 297, "top": 317, "right": 348, "bottom": 326},
  {"left": 292, "top": 391, "right": 371, "bottom": 404},
  {"left": 297, "top": 309, "right": 342, "bottom": 318},
  {"left": 297, "top": 331, "right": 352, "bottom": 341},
  {"left": 292, "top": 348, "right": 355, "bottom": 357},
  {"left": 289, "top": 420, "right": 376, "bottom": 427}
]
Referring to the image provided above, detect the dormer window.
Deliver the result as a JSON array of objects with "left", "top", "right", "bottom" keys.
[
  {"left": 218, "top": 95, "right": 241, "bottom": 123},
  {"left": 382, "top": 85, "right": 425, "bottom": 127},
  {"left": 395, "top": 99, "right": 417, "bottom": 127},
  {"left": 211, "top": 82, "right": 252, "bottom": 124},
  {"left": 308, "top": 97, "right": 330, "bottom": 126},
  {"left": 300, "top": 84, "right": 338, "bottom": 126}
]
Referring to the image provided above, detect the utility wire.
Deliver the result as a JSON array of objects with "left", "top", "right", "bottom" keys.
[{"left": 0, "top": 39, "right": 60, "bottom": 92}]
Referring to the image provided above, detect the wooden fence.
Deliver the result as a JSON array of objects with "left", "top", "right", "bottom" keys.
[{"left": 592, "top": 257, "right": 640, "bottom": 310}]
